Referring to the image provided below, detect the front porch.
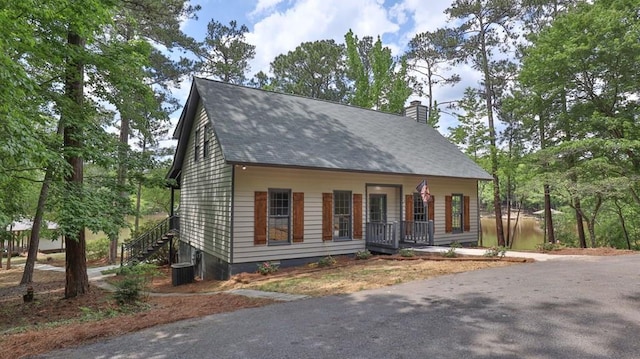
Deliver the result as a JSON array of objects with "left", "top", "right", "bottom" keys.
[
  {"left": 364, "top": 183, "right": 433, "bottom": 254},
  {"left": 365, "top": 221, "right": 434, "bottom": 254}
]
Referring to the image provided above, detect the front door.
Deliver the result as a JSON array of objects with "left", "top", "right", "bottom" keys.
[
  {"left": 369, "top": 194, "right": 387, "bottom": 241},
  {"left": 369, "top": 194, "right": 387, "bottom": 222}
]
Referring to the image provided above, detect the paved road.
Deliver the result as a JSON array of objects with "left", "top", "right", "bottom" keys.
[{"left": 34, "top": 255, "right": 640, "bottom": 359}]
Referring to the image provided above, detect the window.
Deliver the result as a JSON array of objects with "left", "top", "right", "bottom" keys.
[
  {"left": 413, "top": 193, "right": 426, "bottom": 222},
  {"left": 333, "top": 191, "right": 351, "bottom": 239},
  {"left": 194, "top": 128, "right": 200, "bottom": 162},
  {"left": 203, "top": 123, "right": 210, "bottom": 158},
  {"left": 268, "top": 189, "right": 291, "bottom": 244},
  {"left": 451, "top": 194, "right": 463, "bottom": 233}
]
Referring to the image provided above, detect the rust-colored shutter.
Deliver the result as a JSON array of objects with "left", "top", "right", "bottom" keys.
[
  {"left": 464, "top": 195, "right": 470, "bottom": 232},
  {"left": 445, "top": 195, "right": 452, "bottom": 233},
  {"left": 293, "top": 192, "right": 304, "bottom": 242},
  {"left": 353, "top": 194, "right": 362, "bottom": 239},
  {"left": 405, "top": 194, "right": 414, "bottom": 236},
  {"left": 254, "top": 192, "right": 267, "bottom": 245},
  {"left": 322, "top": 193, "right": 333, "bottom": 241},
  {"left": 428, "top": 196, "right": 435, "bottom": 221},
  {"left": 405, "top": 194, "right": 413, "bottom": 221}
]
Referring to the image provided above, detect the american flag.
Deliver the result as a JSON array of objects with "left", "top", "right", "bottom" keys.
[{"left": 416, "top": 179, "right": 431, "bottom": 204}]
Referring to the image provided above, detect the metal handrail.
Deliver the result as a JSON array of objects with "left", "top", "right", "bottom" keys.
[{"left": 120, "top": 215, "right": 179, "bottom": 266}]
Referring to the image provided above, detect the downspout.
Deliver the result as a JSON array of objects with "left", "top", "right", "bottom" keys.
[{"left": 477, "top": 180, "right": 482, "bottom": 247}]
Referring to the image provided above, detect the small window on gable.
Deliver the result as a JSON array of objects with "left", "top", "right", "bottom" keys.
[
  {"left": 203, "top": 123, "right": 210, "bottom": 158},
  {"left": 194, "top": 128, "right": 200, "bottom": 162}
]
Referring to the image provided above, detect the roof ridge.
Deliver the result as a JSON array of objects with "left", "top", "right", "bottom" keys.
[{"left": 193, "top": 76, "right": 412, "bottom": 120}]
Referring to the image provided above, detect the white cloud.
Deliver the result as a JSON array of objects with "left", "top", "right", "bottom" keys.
[
  {"left": 249, "top": 0, "right": 287, "bottom": 17},
  {"left": 245, "top": 0, "right": 399, "bottom": 75}
]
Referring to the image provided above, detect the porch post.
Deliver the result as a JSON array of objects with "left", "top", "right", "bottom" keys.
[{"left": 170, "top": 186, "right": 175, "bottom": 217}]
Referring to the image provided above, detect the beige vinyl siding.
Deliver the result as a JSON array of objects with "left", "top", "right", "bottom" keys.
[
  {"left": 406, "top": 178, "right": 480, "bottom": 245},
  {"left": 233, "top": 166, "right": 482, "bottom": 262},
  {"left": 179, "top": 100, "right": 232, "bottom": 262},
  {"left": 233, "top": 167, "right": 365, "bottom": 263}
]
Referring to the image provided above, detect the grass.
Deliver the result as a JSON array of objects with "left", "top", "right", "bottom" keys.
[{"left": 244, "top": 258, "right": 516, "bottom": 297}]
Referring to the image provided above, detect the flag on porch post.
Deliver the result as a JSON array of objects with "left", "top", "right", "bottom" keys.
[{"left": 416, "top": 179, "right": 431, "bottom": 205}]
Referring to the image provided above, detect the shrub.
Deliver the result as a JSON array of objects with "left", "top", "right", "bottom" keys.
[
  {"left": 399, "top": 248, "right": 415, "bottom": 257},
  {"left": 483, "top": 246, "right": 507, "bottom": 258},
  {"left": 86, "top": 237, "right": 110, "bottom": 261},
  {"left": 536, "top": 241, "right": 565, "bottom": 252},
  {"left": 112, "top": 263, "right": 160, "bottom": 305},
  {"left": 355, "top": 250, "right": 372, "bottom": 260},
  {"left": 317, "top": 256, "right": 337, "bottom": 267},
  {"left": 257, "top": 261, "right": 279, "bottom": 275}
]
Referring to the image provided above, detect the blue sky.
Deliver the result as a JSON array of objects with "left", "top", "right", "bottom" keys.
[{"left": 170, "top": 0, "right": 482, "bottom": 133}]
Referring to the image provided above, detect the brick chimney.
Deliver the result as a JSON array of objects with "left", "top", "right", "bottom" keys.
[{"left": 404, "top": 100, "right": 428, "bottom": 124}]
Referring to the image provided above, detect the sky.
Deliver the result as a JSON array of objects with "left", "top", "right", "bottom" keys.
[{"left": 170, "top": 0, "right": 483, "bottom": 135}]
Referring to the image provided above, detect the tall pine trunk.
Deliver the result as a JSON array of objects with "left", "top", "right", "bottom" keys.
[
  {"left": 478, "top": 18, "right": 504, "bottom": 246},
  {"left": 64, "top": 30, "right": 89, "bottom": 298}
]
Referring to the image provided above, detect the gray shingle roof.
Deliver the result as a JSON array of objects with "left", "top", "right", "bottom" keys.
[{"left": 169, "top": 77, "right": 492, "bottom": 181}]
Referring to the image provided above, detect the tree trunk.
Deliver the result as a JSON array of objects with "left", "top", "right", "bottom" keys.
[
  {"left": 63, "top": 30, "right": 89, "bottom": 298},
  {"left": 20, "top": 167, "right": 54, "bottom": 284},
  {"left": 543, "top": 184, "right": 556, "bottom": 243},
  {"left": 574, "top": 199, "right": 587, "bottom": 248},
  {"left": 21, "top": 122, "right": 63, "bottom": 284},
  {"left": 478, "top": 21, "right": 504, "bottom": 246},
  {"left": 111, "top": 116, "right": 130, "bottom": 264},
  {"left": 134, "top": 138, "right": 146, "bottom": 234},
  {"left": 6, "top": 233, "right": 12, "bottom": 270},
  {"left": 614, "top": 200, "right": 631, "bottom": 250}
]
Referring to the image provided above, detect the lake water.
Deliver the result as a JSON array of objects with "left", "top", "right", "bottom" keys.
[{"left": 480, "top": 216, "right": 545, "bottom": 250}]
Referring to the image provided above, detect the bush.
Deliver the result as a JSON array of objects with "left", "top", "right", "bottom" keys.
[
  {"left": 483, "top": 246, "right": 507, "bottom": 258},
  {"left": 398, "top": 248, "right": 415, "bottom": 257},
  {"left": 112, "top": 263, "right": 160, "bottom": 305},
  {"left": 257, "top": 261, "right": 279, "bottom": 275},
  {"left": 442, "top": 244, "right": 459, "bottom": 258},
  {"left": 355, "top": 250, "right": 372, "bottom": 260},
  {"left": 317, "top": 256, "right": 337, "bottom": 267},
  {"left": 86, "top": 237, "right": 110, "bottom": 261}
]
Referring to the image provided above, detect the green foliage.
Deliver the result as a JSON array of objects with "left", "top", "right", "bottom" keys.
[
  {"left": 344, "top": 30, "right": 412, "bottom": 113},
  {"left": 317, "top": 256, "right": 337, "bottom": 267},
  {"left": 270, "top": 40, "right": 349, "bottom": 102},
  {"left": 536, "top": 242, "right": 565, "bottom": 252},
  {"left": 483, "top": 246, "right": 507, "bottom": 258},
  {"left": 113, "top": 263, "right": 160, "bottom": 305},
  {"left": 256, "top": 261, "right": 279, "bottom": 275},
  {"left": 442, "top": 242, "right": 461, "bottom": 258},
  {"left": 398, "top": 248, "right": 415, "bottom": 257},
  {"left": 199, "top": 20, "right": 255, "bottom": 84},
  {"left": 355, "top": 250, "right": 372, "bottom": 260},
  {"left": 86, "top": 237, "right": 110, "bottom": 261}
]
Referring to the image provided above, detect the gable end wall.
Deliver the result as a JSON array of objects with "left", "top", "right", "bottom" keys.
[{"left": 179, "top": 100, "right": 232, "bottom": 273}]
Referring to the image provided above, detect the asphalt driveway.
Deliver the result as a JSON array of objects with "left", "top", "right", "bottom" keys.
[{"left": 34, "top": 254, "right": 640, "bottom": 359}]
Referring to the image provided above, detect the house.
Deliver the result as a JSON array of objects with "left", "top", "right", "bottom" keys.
[{"left": 167, "top": 77, "right": 492, "bottom": 280}]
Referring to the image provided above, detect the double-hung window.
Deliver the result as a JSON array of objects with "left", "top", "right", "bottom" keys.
[
  {"left": 268, "top": 189, "right": 291, "bottom": 244},
  {"left": 451, "top": 193, "right": 463, "bottom": 233},
  {"left": 413, "top": 193, "right": 427, "bottom": 222},
  {"left": 194, "top": 128, "right": 200, "bottom": 162},
  {"left": 333, "top": 191, "right": 351, "bottom": 239},
  {"left": 203, "top": 123, "right": 210, "bottom": 158}
]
